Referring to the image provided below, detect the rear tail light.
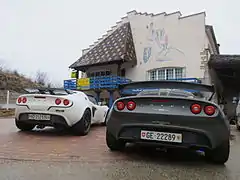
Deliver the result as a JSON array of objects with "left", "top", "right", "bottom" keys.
[
  {"left": 190, "top": 104, "right": 201, "bottom": 114},
  {"left": 63, "top": 99, "right": 70, "bottom": 106},
  {"left": 204, "top": 105, "right": 215, "bottom": 116},
  {"left": 22, "top": 97, "right": 27, "bottom": 103},
  {"left": 17, "top": 97, "right": 22, "bottom": 103},
  {"left": 55, "top": 98, "right": 61, "bottom": 105},
  {"left": 116, "top": 101, "right": 125, "bottom": 110},
  {"left": 127, "top": 101, "right": 136, "bottom": 111},
  {"left": 116, "top": 101, "right": 137, "bottom": 111},
  {"left": 17, "top": 97, "right": 27, "bottom": 104}
]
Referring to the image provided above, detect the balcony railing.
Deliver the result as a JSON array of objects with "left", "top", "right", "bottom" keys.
[
  {"left": 64, "top": 77, "right": 201, "bottom": 91},
  {"left": 64, "top": 75, "right": 131, "bottom": 90}
]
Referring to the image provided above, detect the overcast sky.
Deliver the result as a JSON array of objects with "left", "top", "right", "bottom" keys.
[{"left": 0, "top": 0, "right": 239, "bottom": 85}]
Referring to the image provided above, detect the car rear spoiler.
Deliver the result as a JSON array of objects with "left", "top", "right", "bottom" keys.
[
  {"left": 23, "top": 87, "right": 72, "bottom": 95},
  {"left": 119, "top": 81, "right": 215, "bottom": 99}
]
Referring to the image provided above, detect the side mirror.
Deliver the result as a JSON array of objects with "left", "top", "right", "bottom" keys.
[{"left": 98, "top": 102, "right": 102, "bottom": 106}]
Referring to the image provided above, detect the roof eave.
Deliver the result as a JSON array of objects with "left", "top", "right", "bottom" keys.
[
  {"left": 205, "top": 25, "right": 220, "bottom": 54},
  {"left": 69, "top": 59, "right": 124, "bottom": 71}
]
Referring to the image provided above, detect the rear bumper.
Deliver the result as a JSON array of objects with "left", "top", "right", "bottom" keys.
[
  {"left": 117, "top": 124, "right": 212, "bottom": 149},
  {"left": 14, "top": 105, "right": 81, "bottom": 127},
  {"left": 107, "top": 112, "right": 230, "bottom": 150},
  {"left": 16, "top": 113, "right": 70, "bottom": 128}
]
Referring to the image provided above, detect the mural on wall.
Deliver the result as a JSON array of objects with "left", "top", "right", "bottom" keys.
[{"left": 143, "top": 22, "right": 185, "bottom": 63}]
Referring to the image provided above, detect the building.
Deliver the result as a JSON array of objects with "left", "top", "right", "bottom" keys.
[
  {"left": 208, "top": 55, "right": 240, "bottom": 121},
  {"left": 68, "top": 10, "right": 220, "bottom": 105}
]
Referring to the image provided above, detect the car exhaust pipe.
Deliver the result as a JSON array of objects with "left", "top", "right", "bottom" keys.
[{"left": 36, "top": 125, "right": 45, "bottom": 129}]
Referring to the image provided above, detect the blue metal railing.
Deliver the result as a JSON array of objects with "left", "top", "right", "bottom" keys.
[{"left": 64, "top": 76, "right": 131, "bottom": 90}]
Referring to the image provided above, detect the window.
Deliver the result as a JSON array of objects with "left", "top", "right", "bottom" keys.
[
  {"left": 149, "top": 70, "right": 157, "bottom": 80},
  {"left": 138, "top": 89, "right": 195, "bottom": 98},
  {"left": 87, "top": 70, "right": 111, "bottom": 77},
  {"left": 166, "top": 69, "right": 174, "bottom": 80},
  {"left": 121, "top": 69, "right": 126, "bottom": 77},
  {"left": 148, "top": 67, "right": 185, "bottom": 80},
  {"left": 96, "top": 72, "right": 100, "bottom": 76},
  {"left": 175, "top": 68, "right": 183, "bottom": 79},
  {"left": 157, "top": 69, "right": 165, "bottom": 80},
  {"left": 87, "top": 95, "right": 97, "bottom": 105},
  {"left": 137, "top": 90, "right": 159, "bottom": 96}
]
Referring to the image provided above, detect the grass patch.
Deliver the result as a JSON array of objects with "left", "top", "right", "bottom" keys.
[{"left": 0, "top": 108, "right": 15, "bottom": 117}]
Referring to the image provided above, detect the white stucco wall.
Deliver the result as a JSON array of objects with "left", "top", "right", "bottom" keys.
[
  {"left": 124, "top": 12, "right": 207, "bottom": 81},
  {"left": 80, "top": 11, "right": 216, "bottom": 84},
  {"left": 199, "top": 30, "right": 217, "bottom": 85}
]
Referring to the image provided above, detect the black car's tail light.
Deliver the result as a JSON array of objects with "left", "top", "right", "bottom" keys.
[
  {"left": 63, "top": 99, "right": 70, "bottom": 106},
  {"left": 22, "top": 97, "right": 27, "bottom": 103},
  {"left": 116, "top": 101, "right": 125, "bottom": 110},
  {"left": 55, "top": 98, "right": 61, "bottom": 105},
  {"left": 190, "top": 104, "right": 202, "bottom": 114},
  {"left": 127, "top": 101, "right": 136, "bottom": 111},
  {"left": 204, "top": 105, "right": 215, "bottom": 116}
]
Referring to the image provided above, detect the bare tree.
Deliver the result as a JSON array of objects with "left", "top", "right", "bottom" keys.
[
  {"left": 35, "top": 70, "right": 48, "bottom": 86},
  {"left": 47, "top": 82, "right": 63, "bottom": 88},
  {"left": 0, "top": 59, "right": 6, "bottom": 72}
]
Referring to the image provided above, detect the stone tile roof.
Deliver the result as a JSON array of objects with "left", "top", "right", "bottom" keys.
[{"left": 69, "top": 22, "right": 137, "bottom": 70}]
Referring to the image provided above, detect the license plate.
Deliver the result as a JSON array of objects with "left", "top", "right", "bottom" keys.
[
  {"left": 28, "top": 114, "right": 51, "bottom": 121},
  {"left": 140, "top": 130, "right": 182, "bottom": 143}
]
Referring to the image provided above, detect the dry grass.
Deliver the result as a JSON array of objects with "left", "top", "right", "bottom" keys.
[
  {"left": 0, "top": 108, "right": 15, "bottom": 117},
  {"left": 0, "top": 69, "right": 41, "bottom": 93}
]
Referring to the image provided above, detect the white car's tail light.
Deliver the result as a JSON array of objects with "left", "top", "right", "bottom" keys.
[
  {"left": 22, "top": 97, "right": 27, "bottom": 103},
  {"left": 17, "top": 97, "right": 27, "bottom": 104},
  {"left": 17, "top": 97, "right": 22, "bottom": 103},
  {"left": 63, "top": 99, "right": 70, "bottom": 106},
  {"left": 55, "top": 98, "right": 61, "bottom": 105}
]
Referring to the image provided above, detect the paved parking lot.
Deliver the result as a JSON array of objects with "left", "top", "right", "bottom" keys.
[{"left": 0, "top": 117, "right": 240, "bottom": 180}]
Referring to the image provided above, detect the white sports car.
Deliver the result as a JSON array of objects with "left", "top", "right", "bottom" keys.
[{"left": 14, "top": 88, "right": 109, "bottom": 136}]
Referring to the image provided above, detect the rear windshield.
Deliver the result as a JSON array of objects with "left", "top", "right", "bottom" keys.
[{"left": 137, "top": 89, "right": 203, "bottom": 99}]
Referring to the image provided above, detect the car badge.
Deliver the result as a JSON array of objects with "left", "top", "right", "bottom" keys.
[
  {"left": 153, "top": 108, "right": 169, "bottom": 112},
  {"left": 151, "top": 121, "right": 170, "bottom": 125}
]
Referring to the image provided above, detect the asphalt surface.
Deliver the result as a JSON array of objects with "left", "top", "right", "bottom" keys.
[{"left": 0, "top": 117, "right": 240, "bottom": 180}]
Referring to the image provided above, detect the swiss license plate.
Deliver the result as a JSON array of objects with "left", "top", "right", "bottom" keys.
[
  {"left": 28, "top": 114, "right": 51, "bottom": 121},
  {"left": 140, "top": 130, "right": 182, "bottom": 143}
]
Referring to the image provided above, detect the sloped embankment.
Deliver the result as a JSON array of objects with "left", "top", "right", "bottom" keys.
[{"left": 0, "top": 70, "right": 41, "bottom": 116}]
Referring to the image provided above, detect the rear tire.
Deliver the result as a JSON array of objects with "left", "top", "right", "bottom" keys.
[
  {"left": 101, "top": 110, "right": 109, "bottom": 126},
  {"left": 205, "top": 140, "right": 230, "bottom": 164},
  {"left": 71, "top": 109, "right": 91, "bottom": 136},
  {"left": 15, "top": 120, "right": 35, "bottom": 131},
  {"left": 236, "top": 118, "right": 240, "bottom": 131},
  {"left": 236, "top": 121, "right": 240, "bottom": 131},
  {"left": 106, "top": 130, "right": 125, "bottom": 151}
]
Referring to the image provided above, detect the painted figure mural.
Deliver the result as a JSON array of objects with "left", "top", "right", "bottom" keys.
[{"left": 143, "top": 22, "right": 185, "bottom": 63}]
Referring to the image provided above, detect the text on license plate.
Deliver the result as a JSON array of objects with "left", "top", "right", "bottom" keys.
[
  {"left": 140, "top": 130, "right": 182, "bottom": 143},
  {"left": 28, "top": 114, "right": 51, "bottom": 120}
]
